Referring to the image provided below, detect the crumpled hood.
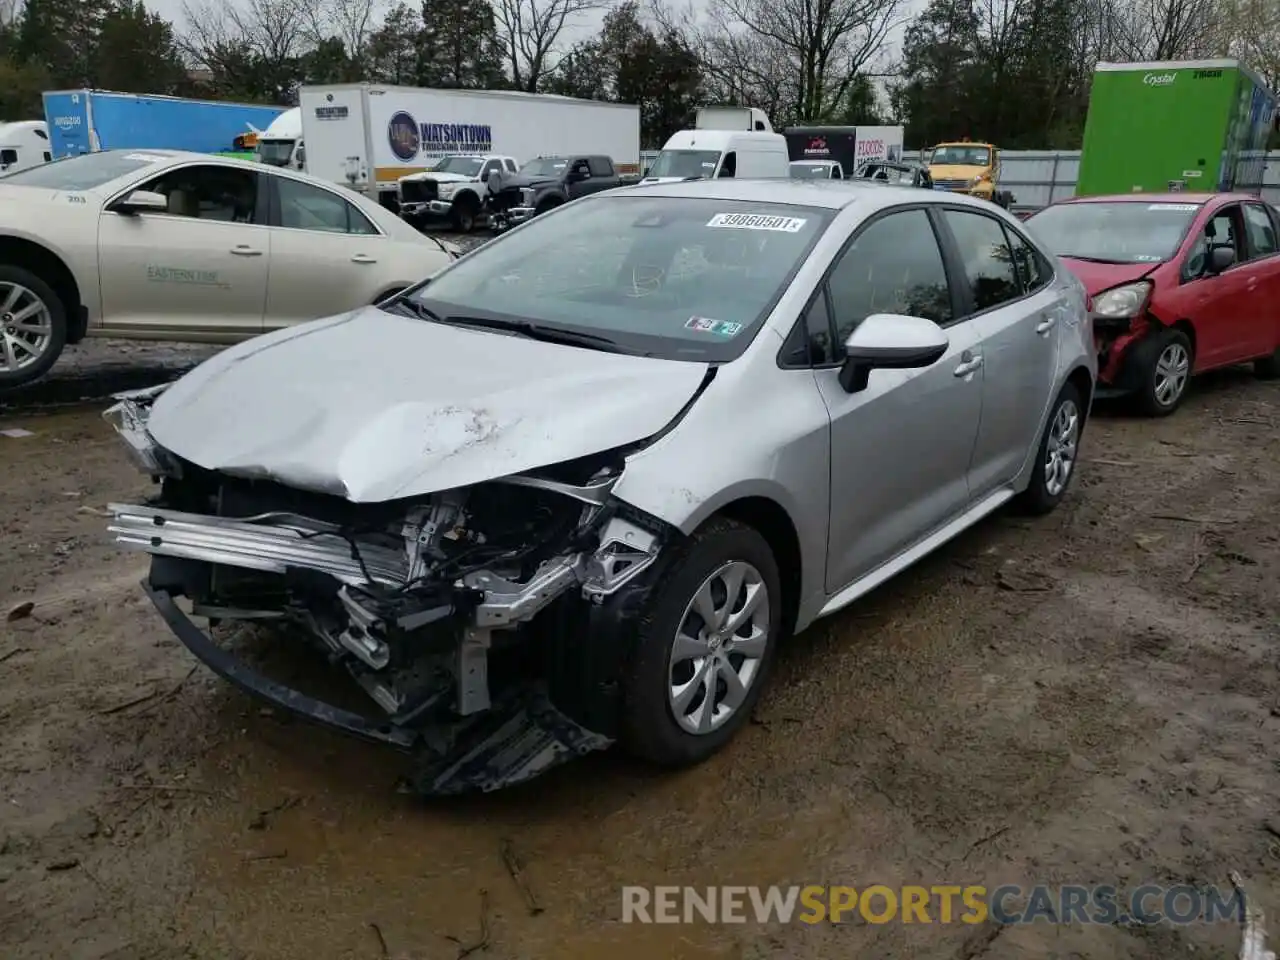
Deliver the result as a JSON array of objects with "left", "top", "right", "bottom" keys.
[
  {"left": 1057, "top": 257, "right": 1160, "bottom": 296},
  {"left": 145, "top": 307, "right": 709, "bottom": 503}
]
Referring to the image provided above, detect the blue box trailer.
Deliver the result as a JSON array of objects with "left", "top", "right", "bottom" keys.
[{"left": 42, "top": 90, "right": 285, "bottom": 159}]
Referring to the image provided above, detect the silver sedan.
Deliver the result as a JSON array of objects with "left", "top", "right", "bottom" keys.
[{"left": 104, "top": 178, "right": 1096, "bottom": 794}]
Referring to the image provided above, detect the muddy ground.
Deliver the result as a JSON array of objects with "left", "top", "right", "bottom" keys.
[{"left": 1, "top": 338, "right": 1278, "bottom": 960}]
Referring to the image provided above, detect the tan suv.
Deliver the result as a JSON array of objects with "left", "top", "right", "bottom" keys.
[{"left": 0, "top": 149, "right": 456, "bottom": 389}]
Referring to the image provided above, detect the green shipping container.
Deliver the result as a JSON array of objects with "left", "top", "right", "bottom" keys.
[{"left": 1076, "top": 59, "right": 1278, "bottom": 197}]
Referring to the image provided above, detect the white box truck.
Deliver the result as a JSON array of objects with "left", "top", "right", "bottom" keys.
[{"left": 297, "top": 84, "right": 641, "bottom": 211}]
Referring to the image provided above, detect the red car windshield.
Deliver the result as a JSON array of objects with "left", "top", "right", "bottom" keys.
[{"left": 1027, "top": 200, "right": 1202, "bottom": 264}]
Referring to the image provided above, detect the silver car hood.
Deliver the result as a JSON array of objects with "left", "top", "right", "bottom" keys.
[{"left": 145, "top": 307, "right": 709, "bottom": 503}]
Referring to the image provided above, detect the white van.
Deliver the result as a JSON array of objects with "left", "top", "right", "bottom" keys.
[
  {"left": 0, "top": 121, "right": 52, "bottom": 176},
  {"left": 640, "top": 129, "right": 789, "bottom": 183}
]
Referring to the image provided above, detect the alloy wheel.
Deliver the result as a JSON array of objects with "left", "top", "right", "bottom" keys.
[
  {"left": 667, "top": 560, "right": 770, "bottom": 735},
  {"left": 1154, "top": 342, "right": 1190, "bottom": 407},
  {"left": 0, "top": 282, "right": 54, "bottom": 374},
  {"left": 1044, "top": 397, "right": 1080, "bottom": 497}
]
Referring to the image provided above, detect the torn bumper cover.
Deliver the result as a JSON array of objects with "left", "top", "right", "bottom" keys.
[{"left": 103, "top": 387, "right": 666, "bottom": 795}]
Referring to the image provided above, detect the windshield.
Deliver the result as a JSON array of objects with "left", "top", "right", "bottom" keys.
[
  {"left": 405, "top": 195, "right": 834, "bottom": 362},
  {"left": 0, "top": 150, "right": 163, "bottom": 188},
  {"left": 1026, "top": 201, "right": 1201, "bottom": 263},
  {"left": 431, "top": 156, "right": 485, "bottom": 176},
  {"left": 790, "top": 163, "right": 833, "bottom": 179},
  {"left": 931, "top": 145, "right": 990, "bottom": 166},
  {"left": 520, "top": 158, "right": 568, "bottom": 177},
  {"left": 258, "top": 139, "right": 295, "bottom": 166},
  {"left": 645, "top": 150, "right": 721, "bottom": 179}
]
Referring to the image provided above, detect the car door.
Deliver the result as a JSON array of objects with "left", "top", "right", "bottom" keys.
[
  {"left": 262, "top": 172, "right": 388, "bottom": 329},
  {"left": 809, "top": 206, "right": 983, "bottom": 591},
  {"left": 937, "top": 207, "right": 1061, "bottom": 497},
  {"left": 1166, "top": 203, "right": 1255, "bottom": 368},
  {"left": 97, "top": 162, "right": 269, "bottom": 337},
  {"left": 1241, "top": 202, "right": 1280, "bottom": 356}
]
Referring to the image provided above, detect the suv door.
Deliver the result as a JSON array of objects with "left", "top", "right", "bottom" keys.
[
  {"left": 263, "top": 172, "right": 386, "bottom": 328},
  {"left": 801, "top": 206, "right": 982, "bottom": 591},
  {"left": 937, "top": 207, "right": 1061, "bottom": 497},
  {"left": 97, "top": 162, "right": 269, "bottom": 337}
]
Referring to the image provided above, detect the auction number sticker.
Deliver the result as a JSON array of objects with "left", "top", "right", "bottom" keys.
[
  {"left": 686, "top": 316, "right": 745, "bottom": 338},
  {"left": 707, "top": 213, "right": 807, "bottom": 232},
  {"left": 1148, "top": 203, "right": 1199, "bottom": 211}
]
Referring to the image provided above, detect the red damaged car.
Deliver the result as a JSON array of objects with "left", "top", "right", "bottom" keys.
[{"left": 1025, "top": 193, "right": 1280, "bottom": 416}]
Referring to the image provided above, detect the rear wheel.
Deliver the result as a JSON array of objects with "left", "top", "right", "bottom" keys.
[
  {"left": 0, "top": 265, "right": 66, "bottom": 390},
  {"left": 1015, "top": 382, "right": 1082, "bottom": 515}
]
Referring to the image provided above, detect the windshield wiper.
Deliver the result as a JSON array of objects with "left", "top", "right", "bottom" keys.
[
  {"left": 1059, "top": 254, "right": 1133, "bottom": 264},
  {"left": 387, "top": 298, "right": 445, "bottom": 323},
  {"left": 438, "top": 314, "right": 627, "bottom": 353}
]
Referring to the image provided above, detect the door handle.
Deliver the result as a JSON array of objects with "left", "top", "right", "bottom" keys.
[
  {"left": 954, "top": 355, "right": 983, "bottom": 377},
  {"left": 230, "top": 245, "right": 262, "bottom": 256},
  {"left": 351, "top": 254, "right": 377, "bottom": 264},
  {"left": 1035, "top": 314, "right": 1057, "bottom": 334}
]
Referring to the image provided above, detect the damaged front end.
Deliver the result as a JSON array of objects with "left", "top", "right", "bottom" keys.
[{"left": 103, "top": 386, "right": 669, "bottom": 795}]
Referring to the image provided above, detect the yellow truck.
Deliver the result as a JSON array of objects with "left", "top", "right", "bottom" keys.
[{"left": 926, "top": 140, "right": 1014, "bottom": 209}]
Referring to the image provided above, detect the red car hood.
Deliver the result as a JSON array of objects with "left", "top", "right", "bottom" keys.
[{"left": 1058, "top": 257, "right": 1160, "bottom": 296}]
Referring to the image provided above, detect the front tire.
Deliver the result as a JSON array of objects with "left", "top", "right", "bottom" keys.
[
  {"left": 1134, "top": 327, "right": 1193, "bottom": 417},
  {"left": 0, "top": 265, "right": 66, "bottom": 390},
  {"left": 1015, "top": 381, "right": 1083, "bottom": 516},
  {"left": 620, "top": 518, "right": 782, "bottom": 767}
]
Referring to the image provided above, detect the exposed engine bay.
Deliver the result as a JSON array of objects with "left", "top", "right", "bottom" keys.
[{"left": 103, "top": 385, "right": 669, "bottom": 795}]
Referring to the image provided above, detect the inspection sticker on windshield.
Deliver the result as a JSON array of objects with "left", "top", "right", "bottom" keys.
[
  {"left": 686, "top": 316, "right": 744, "bottom": 338},
  {"left": 706, "top": 213, "right": 807, "bottom": 232},
  {"left": 1148, "top": 203, "right": 1199, "bottom": 211}
]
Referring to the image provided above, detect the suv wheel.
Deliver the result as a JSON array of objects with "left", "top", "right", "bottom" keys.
[
  {"left": 0, "top": 265, "right": 66, "bottom": 389},
  {"left": 620, "top": 518, "right": 782, "bottom": 767}
]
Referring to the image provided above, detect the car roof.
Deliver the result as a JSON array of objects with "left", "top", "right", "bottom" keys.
[
  {"left": 1059, "top": 192, "right": 1255, "bottom": 205},
  {"left": 613, "top": 177, "right": 981, "bottom": 211}
]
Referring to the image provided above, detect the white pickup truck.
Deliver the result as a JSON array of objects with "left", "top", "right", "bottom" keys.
[{"left": 396, "top": 154, "right": 518, "bottom": 232}]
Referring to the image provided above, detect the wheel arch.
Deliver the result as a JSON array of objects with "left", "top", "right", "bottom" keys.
[
  {"left": 711, "top": 495, "right": 803, "bottom": 638},
  {"left": 0, "top": 235, "right": 85, "bottom": 342}
]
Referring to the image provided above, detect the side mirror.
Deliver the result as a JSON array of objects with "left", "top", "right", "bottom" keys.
[
  {"left": 111, "top": 189, "right": 168, "bottom": 215},
  {"left": 838, "top": 313, "right": 949, "bottom": 393},
  {"left": 1208, "top": 245, "right": 1236, "bottom": 274}
]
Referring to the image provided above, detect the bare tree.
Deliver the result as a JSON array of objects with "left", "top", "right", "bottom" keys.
[
  {"left": 182, "top": 0, "right": 309, "bottom": 72},
  {"left": 299, "top": 0, "right": 383, "bottom": 60},
  {"left": 493, "top": 0, "right": 612, "bottom": 91},
  {"left": 0, "top": 0, "right": 20, "bottom": 30},
  {"left": 712, "top": 0, "right": 906, "bottom": 121},
  {"left": 1215, "top": 0, "right": 1280, "bottom": 87},
  {"left": 1108, "top": 0, "right": 1219, "bottom": 59}
]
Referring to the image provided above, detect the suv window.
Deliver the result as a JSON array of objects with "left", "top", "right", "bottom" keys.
[
  {"left": 1243, "top": 203, "right": 1278, "bottom": 258},
  {"left": 826, "top": 208, "right": 953, "bottom": 346},
  {"left": 587, "top": 156, "right": 612, "bottom": 177},
  {"left": 276, "top": 177, "right": 377, "bottom": 235},
  {"left": 140, "top": 164, "right": 259, "bottom": 222},
  {"left": 1004, "top": 224, "right": 1050, "bottom": 294},
  {"left": 942, "top": 209, "right": 1020, "bottom": 311}
]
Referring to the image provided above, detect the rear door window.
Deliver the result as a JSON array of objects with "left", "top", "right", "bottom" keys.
[{"left": 941, "top": 209, "right": 1022, "bottom": 312}]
